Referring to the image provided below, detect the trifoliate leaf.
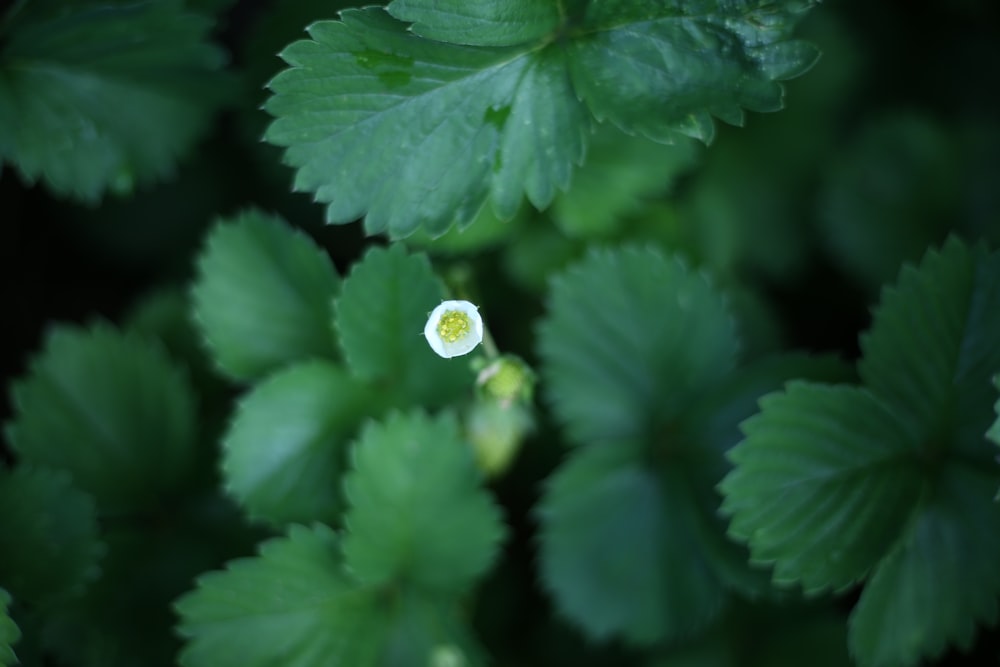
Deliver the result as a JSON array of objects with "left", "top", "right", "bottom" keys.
[
  {"left": 0, "top": 589, "right": 18, "bottom": 667},
  {"left": 265, "top": 2, "right": 818, "bottom": 237},
  {"left": 222, "top": 361, "right": 375, "bottom": 527},
  {"left": 0, "top": 0, "right": 228, "bottom": 201},
  {"left": 850, "top": 466, "right": 1000, "bottom": 667},
  {"left": 568, "top": 2, "right": 819, "bottom": 143},
  {"left": 0, "top": 467, "right": 103, "bottom": 608},
  {"left": 192, "top": 210, "right": 341, "bottom": 382},
  {"left": 342, "top": 411, "right": 505, "bottom": 595},
  {"left": 538, "top": 246, "right": 737, "bottom": 446},
  {"left": 859, "top": 238, "right": 1000, "bottom": 462},
  {"left": 334, "top": 244, "right": 472, "bottom": 406},
  {"left": 721, "top": 382, "right": 924, "bottom": 593},
  {"left": 388, "top": 0, "right": 560, "bottom": 47},
  {"left": 176, "top": 524, "right": 483, "bottom": 667},
  {"left": 721, "top": 240, "right": 1000, "bottom": 666},
  {"left": 539, "top": 354, "right": 852, "bottom": 646},
  {"left": 539, "top": 443, "right": 725, "bottom": 645},
  {"left": 6, "top": 323, "right": 197, "bottom": 513}
]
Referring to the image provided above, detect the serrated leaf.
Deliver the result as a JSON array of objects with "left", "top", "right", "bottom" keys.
[
  {"left": 334, "top": 244, "right": 472, "bottom": 406},
  {"left": 265, "top": 3, "right": 817, "bottom": 236},
  {"left": 568, "top": 2, "right": 820, "bottom": 143},
  {"left": 674, "top": 354, "right": 855, "bottom": 598},
  {"left": 539, "top": 354, "right": 852, "bottom": 646},
  {"left": 0, "top": 589, "right": 18, "bottom": 667},
  {"left": 721, "top": 382, "right": 924, "bottom": 593},
  {"left": 192, "top": 210, "right": 341, "bottom": 382},
  {"left": 539, "top": 443, "right": 725, "bottom": 644},
  {"left": 6, "top": 323, "right": 197, "bottom": 513},
  {"left": 538, "top": 246, "right": 737, "bottom": 446},
  {"left": 222, "top": 361, "right": 375, "bottom": 527},
  {"left": 0, "top": 467, "right": 103, "bottom": 608},
  {"left": 721, "top": 240, "right": 1000, "bottom": 666},
  {"left": 266, "top": 8, "right": 584, "bottom": 236},
  {"left": 849, "top": 466, "right": 1000, "bottom": 667},
  {"left": 859, "top": 238, "right": 1000, "bottom": 461},
  {"left": 176, "top": 524, "right": 483, "bottom": 667},
  {"left": 0, "top": 0, "right": 229, "bottom": 201},
  {"left": 388, "top": 0, "right": 560, "bottom": 47},
  {"left": 342, "top": 411, "right": 505, "bottom": 595}
]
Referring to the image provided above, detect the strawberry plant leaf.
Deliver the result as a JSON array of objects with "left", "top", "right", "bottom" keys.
[
  {"left": 176, "top": 524, "right": 484, "bottom": 667},
  {"left": 538, "top": 246, "right": 737, "bottom": 446},
  {"left": 0, "top": 0, "right": 229, "bottom": 201},
  {"left": 721, "top": 239, "right": 1000, "bottom": 666},
  {"left": 265, "top": 2, "right": 818, "bottom": 236},
  {"left": 192, "top": 210, "right": 341, "bottom": 382},
  {"left": 6, "top": 323, "right": 197, "bottom": 513},
  {"left": 387, "top": 0, "right": 560, "bottom": 47},
  {"left": 539, "top": 443, "right": 727, "bottom": 645},
  {"left": 342, "top": 411, "right": 505, "bottom": 595},
  {"left": 539, "top": 353, "right": 851, "bottom": 645},
  {"left": 850, "top": 466, "right": 1000, "bottom": 667},
  {"left": 333, "top": 244, "right": 472, "bottom": 407},
  {"left": 0, "top": 467, "right": 103, "bottom": 608},
  {"left": 720, "top": 382, "right": 924, "bottom": 592},
  {"left": 222, "top": 361, "right": 376, "bottom": 527},
  {"left": 859, "top": 238, "right": 1000, "bottom": 461}
]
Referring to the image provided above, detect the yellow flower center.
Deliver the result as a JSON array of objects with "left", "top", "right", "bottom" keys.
[{"left": 437, "top": 310, "right": 471, "bottom": 343}]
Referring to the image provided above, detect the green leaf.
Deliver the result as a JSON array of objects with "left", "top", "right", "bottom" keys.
[
  {"left": 539, "top": 443, "right": 725, "bottom": 644},
  {"left": 0, "top": 0, "right": 229, "bottom": 201},
  {"left": 333, "top": 244, "right": 472, "bottom": 406},
  {"left": 859, "top": 238, "right": 1000, "bottom": 462},
  {"left": 568, "top": 2, "right": 820, "bottom": 143},
  {"left": 538, "top": 246, "right": 738, "bottom": 446},
  {"left": 539, "top": 355, "right": 853, "bottom": 646},
  {"left": 721, "top": 382, "right": 926, "bottom": 593},
  {"left": 6, "top": 323, "right": 197, "bottom": 513},
  {"left": 850, "top": 466, "right": 1000, "bottom": 667},
  {"left": 721, "top": 240, "right": 1000, "bottom": 666},
  {"left": 388, "top": 0, "right": 560, "bottom": 46},
  {"left": 192, "top": 210, "right": 341, "bottom": 382},
  {"left": 0, "top": 589, "right": 18, "bottom": 667},
  {"left": 673, "top": 354, "right": 855, "bottom": 598},
  {"left": 265, "top": 3, "right": 817, "bottom": 236},
  {"left": 222, "top": 361, "right": 375, "bottom": 527},
  {"left": 0, "top": 467, "right": 103, "bottom": 608},
  {"left": 342, "top": 411, "right": 505, "bottom": 595},
  {"left": 176, "top": 524, "right": 483, "bottom": 667}
]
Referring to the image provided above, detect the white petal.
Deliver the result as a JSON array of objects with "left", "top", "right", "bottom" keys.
[{"left": 424, "top": 300, "right": 484, "bottom": 358}]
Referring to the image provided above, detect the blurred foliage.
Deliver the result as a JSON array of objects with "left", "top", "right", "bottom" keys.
[{"left": 2, "top": 0, "right": 999, "bottom": 666}]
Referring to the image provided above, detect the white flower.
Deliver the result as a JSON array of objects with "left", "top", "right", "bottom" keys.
[{"left": 424, "top": 300, "right": 483, "bottom": 358}]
